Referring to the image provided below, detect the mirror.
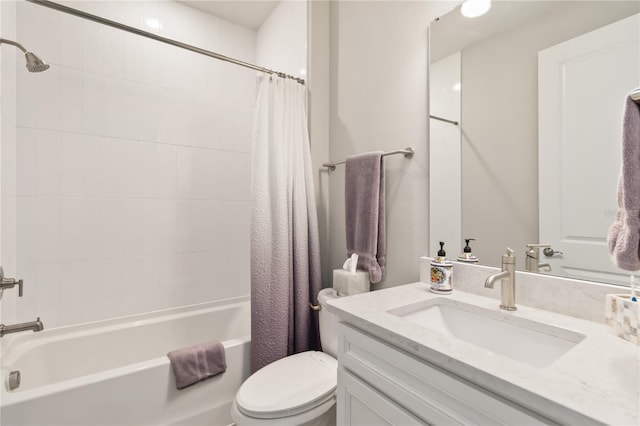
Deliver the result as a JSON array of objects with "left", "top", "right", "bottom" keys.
[{"left": 429, "top": 1, "right": 640, "bottom": 286}]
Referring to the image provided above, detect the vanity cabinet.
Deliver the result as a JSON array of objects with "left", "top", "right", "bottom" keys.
[{"left": 336, "top": 322, "right": 554, "bottom": 425}]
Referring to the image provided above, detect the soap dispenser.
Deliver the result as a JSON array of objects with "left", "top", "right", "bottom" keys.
[
  {"left": 457, "top": 238, "right": 479, "bottom": 263},
  {"left": 430, "top": 242, "right": 453, "bottom": 294}
]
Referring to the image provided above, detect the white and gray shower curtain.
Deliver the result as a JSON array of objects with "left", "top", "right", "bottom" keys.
[{"left": 250, "top": 75, "right": 322, "bottom": 372}]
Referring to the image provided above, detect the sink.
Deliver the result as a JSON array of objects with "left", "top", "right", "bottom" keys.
[{"left": 388, "top": 298, "right": 585, "bottom": 368}]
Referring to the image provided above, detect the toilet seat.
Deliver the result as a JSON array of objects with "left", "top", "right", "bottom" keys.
[{"left": 236, "top": 351, "right": 337, "bottom": 420}]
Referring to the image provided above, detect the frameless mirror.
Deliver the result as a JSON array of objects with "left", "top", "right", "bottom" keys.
[{"left": 428, "top": 1, "right": 640, "bottom": 286}]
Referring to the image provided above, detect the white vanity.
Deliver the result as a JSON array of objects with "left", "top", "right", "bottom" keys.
[{"left": 325, "top": 263, "right": 639, "bottom": 425}]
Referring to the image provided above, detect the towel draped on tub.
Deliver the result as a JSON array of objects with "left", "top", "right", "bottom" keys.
[
  {"left": 608, "top": 94, "right": 640, "bottom": 271},
  {"left": 167, "top": 341, "right": 226, "bottom": 389},
  {"left": 345, "top": 151, "right": 386, "bottom": 284}
]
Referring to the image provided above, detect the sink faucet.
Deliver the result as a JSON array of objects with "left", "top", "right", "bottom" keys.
[
  {"left": 484, "top": 248, "right": 517, "bottom": 311},
  {"left": 525, "top": 244, "right": 552, "bottom": 273},
  {"left": 0, "top": 317, "right": 44, "bottom": 337}
]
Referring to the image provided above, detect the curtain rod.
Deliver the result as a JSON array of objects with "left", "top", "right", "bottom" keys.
[
  {"left": 25, "top": 0, "right": 305, "bottom": 85},
  {"left": 631, "top": 88, "right": 640, "bottom": 104},
  {"left": 322, "top": 147, "right": 414, "bottom": 171}
]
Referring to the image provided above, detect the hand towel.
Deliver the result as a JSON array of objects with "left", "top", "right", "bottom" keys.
[
  {"left": 608, "top": 94, "right": 640, "bottom": 271},
  {"left": 167, "top": 341, "right": 226, "bottom": 389},
  {"left": 345, "top": 151, "right": 386, "bottom": 283}
]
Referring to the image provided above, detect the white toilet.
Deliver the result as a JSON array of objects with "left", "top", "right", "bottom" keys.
[{"left": 231, "top": 288, "right": 339, "bottom": 426}]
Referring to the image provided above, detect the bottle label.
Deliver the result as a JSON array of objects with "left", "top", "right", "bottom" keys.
[{"left": 430, "top": 265, "right": 452, "bottom": 292}]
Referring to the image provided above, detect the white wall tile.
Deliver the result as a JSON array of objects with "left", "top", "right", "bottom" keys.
[
  {"left": 119, "top": 139, "right": 144, "bottom": 198},
  {"left": 158, "top": 87, "right": 191, "bottom": 145},
  {"left": 34, "top": 5, "right": 61, "bottom": 66},
  {"left": 82, "top": 19, "right": 103, "bottom": 74},
  {"left": 175, "top": 200, "right": 193, "bottom": 254},
  {"left": 159, "top": 44, "right": 191, "bottom": 92},
  {"left": 1, "top": 117, "right": 17, "bottom": 198},
  {"left": 82, "top": 135, "right": 124, "bottom": 198},
  {"left": 16, "top": 196, "right": 36, "bottom": 265},
  {"left": 14, "top": 263, "right": 36, "bottom": 323},
  {"left": 82, "top": 198, "right": 125, "bottom": 260},
  {"left": 120, "top": 80, "right": 145, "bottom": 140},
  {"left": 103, "top": 76, "right": 125, "bottom": 138},
  {"left": 58, "top": 197, "right": 86, "bottom": 262},
  {"left": 59, "top": 13, "right": 83, "bottom": 69},
  {"left": 59, "top": 67, "right": 84, "bottom": 133},
  {"left": 16, "top": 1, "right": 37, "bottom": 59},
  {"left": 121, "top": 199, "right": 145, "bottom": 258},
  {"left": 82, "top": 71, "right": 104, "bottom": 135},
  {"left": 140, "top": 141, "right": 177, "bottom": 199},
  {"left": 1, "top": 194, "right": 17, "bottom": 280},
  {"left": 102, "top": 26, "right": 124, "bottom": 78},
  {"left": 35, "top": 129, "right": 61, "bottom": 197},
  {"left": 35, "top": 65, "right": 60, "bottom": 130},
  {"left": 34, "top": 197, "right": 60, "bottom": 263},
  {"left": 59, "top": 132, "right": 84, "bottom": 197},
  {"left": 141, "top": 84, "right": 161, "bottom": 142},
  {"left": 82, "top": 258, "right": 124, "bottom": 323},
  {"left": 35, "top": 262, "right": 61, "bottom": 327},
  {"left": 142, "top": 199, "right": 177, "bottom": 256},
  {"left": 213, "top": 151, "right": 251, "bottom": 201},
  {"left": 121, "top": 256, "right": 159, "bottom": 316},
  {"left": 57, "top": 261, "right": 89, "bottom": 326},
  {"left": 176, "top": 146, "right": 192, "bottom": 199},
  {"left": 16, "top": 68, "right": 36, "bottom": 128},
  {"left": 16, "top": 127, "right": 36, "bottom": 196}
]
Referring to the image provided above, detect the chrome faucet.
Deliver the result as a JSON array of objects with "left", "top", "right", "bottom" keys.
[
  {"left": 525, "top": 244, "right": 552, "bottom": 273},
  {"left": 0, "top": 317, "right": 44, "bottom": 337},
  {"left": 484, "top": 248, "right": 517, "bottom": 311}
]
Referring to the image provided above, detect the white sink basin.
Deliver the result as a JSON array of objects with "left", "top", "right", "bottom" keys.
[{"left": 388, "top": 298, "right": 585, "bottom": 368}]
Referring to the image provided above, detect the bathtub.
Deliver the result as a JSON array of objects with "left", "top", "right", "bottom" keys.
[{"left": 0, "top": 296, "right": 251, "bottom": 426}]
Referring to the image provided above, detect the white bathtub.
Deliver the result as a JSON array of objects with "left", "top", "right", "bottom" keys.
[{"left": 0, "top": 296, "right": 251, "bottom": 426}]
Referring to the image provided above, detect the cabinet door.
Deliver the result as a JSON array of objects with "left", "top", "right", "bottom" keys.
[{"left": 337, "top": 368, "right": 425, "bottom": 426}]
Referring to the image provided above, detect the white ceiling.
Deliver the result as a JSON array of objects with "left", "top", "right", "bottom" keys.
[{"left": 177, "top": 0, "right": 280, "bottom": 30}]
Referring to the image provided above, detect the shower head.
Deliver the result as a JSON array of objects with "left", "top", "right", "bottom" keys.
[
  {"left": 24, "top": 51, "right": 50, "bottom": 72},
  {"left": 0, "top": 37, "right": 50, "bottom": 72}
]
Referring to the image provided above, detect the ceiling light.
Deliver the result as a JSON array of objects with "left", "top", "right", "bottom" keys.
[{"left": 461, "top": 0, "right": 491, "bottom": 18}]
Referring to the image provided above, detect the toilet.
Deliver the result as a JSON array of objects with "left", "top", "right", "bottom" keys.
[{"left": 231, "top": 288, "right": 339, "bottom": 426}]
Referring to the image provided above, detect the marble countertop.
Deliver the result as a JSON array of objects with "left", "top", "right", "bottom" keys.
[{"left": 326, "top": 283, "right": 639, "bottom": 425}]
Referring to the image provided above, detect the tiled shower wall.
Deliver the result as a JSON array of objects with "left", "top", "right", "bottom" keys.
[{"left": 2, "top": 0, "right": 257, "bottom": 328}]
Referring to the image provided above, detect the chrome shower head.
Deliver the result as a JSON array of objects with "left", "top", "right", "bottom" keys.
[
  {"left": 24, "top": 51, "right": 49, "bottom": 72},
  {"left": 0, "top": 37, "right": 49, "bottom": 72}
]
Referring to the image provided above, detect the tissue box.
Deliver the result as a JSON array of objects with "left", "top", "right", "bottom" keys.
[
  {"left": 333, "top": 269, "right": 370, "bottom": 296},
  {"left": 605, "top": 294, "right": 639, "bottom": 345}
]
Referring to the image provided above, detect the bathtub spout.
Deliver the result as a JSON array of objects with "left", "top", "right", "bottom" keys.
[{"left": 0, "top": 317, "right": 44, "bottom": 337}]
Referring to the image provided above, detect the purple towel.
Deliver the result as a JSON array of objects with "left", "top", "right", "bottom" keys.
[
  {"left": 608, "top": 94, "right": 640, "bottom": 271},
  {"left": 167, "top": 341, "right": 226, "bottom": 389},
  {"left": 345, "top": 151, "right": 386, "bottom": 283}
]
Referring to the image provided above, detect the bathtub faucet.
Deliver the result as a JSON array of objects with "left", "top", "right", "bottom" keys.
[{"left": 0, "top": 317, "right": 44, "bottom": 337}]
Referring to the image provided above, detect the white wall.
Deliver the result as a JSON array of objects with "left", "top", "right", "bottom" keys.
[
  {"left": 3, "top": 0, "right": 256, "bottom": 328},
  {"left": 257, "top": 0, "right": 307, "bottom": 79},
  {"left": 328, "top": 1, "right": 455, "bottom": 289}
]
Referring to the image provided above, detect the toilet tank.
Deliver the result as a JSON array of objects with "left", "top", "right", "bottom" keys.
[{"left": 317, "top": 288, "right": 339, "bottom": 358}]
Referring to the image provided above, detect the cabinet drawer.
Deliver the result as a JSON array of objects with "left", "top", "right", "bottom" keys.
[
  {"left": 338, "top": 322, "right": 553, "bottom": 425},
  {"left": 338, "top": 368, "right": 424, "bottom": 426}
]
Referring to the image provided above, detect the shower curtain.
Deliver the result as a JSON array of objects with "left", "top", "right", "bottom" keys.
[{"left": 250, "top": 75, "right": 322, "bottom": 372}]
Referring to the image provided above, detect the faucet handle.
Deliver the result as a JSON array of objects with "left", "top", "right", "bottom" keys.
[
  {"left": 503, "top": 248, "right": 516, "bottom": 264},
  {"left": 0, "top": 267, "right": 23, "bottom": 297},
  {"left": 526, "top": 243, "right": 551, "bottom": 249}
]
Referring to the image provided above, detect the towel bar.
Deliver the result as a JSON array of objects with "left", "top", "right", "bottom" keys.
[{"left": 323, "top": 147, "right": 414, "bottom": 171}]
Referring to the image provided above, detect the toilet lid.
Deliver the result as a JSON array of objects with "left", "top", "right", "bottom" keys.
[{"left": 236, "top": 351, "right": 337, "bottom": 419}]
